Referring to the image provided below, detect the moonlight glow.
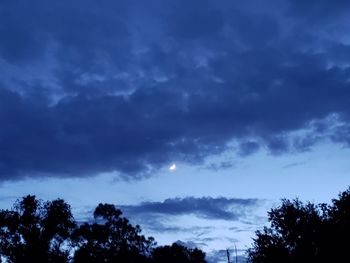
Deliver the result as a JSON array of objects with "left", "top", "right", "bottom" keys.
[{"left": 169, "top": 164, "right": 176, "bottom": 171}]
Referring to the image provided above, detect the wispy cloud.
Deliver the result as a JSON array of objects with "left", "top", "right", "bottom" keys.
[{"left": 120, "top": 197, "right": 261, "bottom": 221}]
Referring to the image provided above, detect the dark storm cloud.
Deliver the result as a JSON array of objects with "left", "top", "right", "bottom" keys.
[
  {"left": 0, "top": 0, "right": 129, "bottom": 63},
  {"left": 119, "top": 197, "right": 260, "bottom": 221},
  {"left": 287, "top": 0, "right": 350, "bottom": 19},
  {"left": 1, "top": 0, "right": 350, "bottom": 180},
  {"left": 165, "top": 0, "right": 225, "bottom": 40}
]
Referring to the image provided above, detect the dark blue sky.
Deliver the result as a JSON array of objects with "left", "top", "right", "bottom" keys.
[{"left": 1, "top": 0, "right": 350, "bottom": 261}]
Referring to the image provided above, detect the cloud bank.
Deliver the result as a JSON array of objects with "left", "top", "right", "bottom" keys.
[
  {"left": 1, "top": 0, "right": 350, "bottom": 180},
  {"left": 119, "top": 196, "right": 260, "bottom": 221}
]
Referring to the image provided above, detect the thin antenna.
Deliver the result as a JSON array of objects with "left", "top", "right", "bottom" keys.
[
  {"left": 234, "top": 243, "right": 238, "bottom": 263},
  {"left": 226, "top": 249, "right": 231, "bottom": 263}
]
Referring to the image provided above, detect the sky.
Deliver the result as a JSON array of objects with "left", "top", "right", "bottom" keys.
[{"left": 1, "top": 0, "right": 350, "bottom": 262}]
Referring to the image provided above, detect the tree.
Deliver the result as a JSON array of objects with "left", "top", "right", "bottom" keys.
[
  {"left": 248, "top": 188, "right": 350, "bottom": 263},
  {"left": 0, "top": 195, "right": 75, "bottom": 263},
  {"left": 0, "top": 196, "right": 208, "bottom": 263},
  {"left": 72, "top": 203, "right": 155, "bottom": 263},
  {"left": 152, "top": 243, "right": 207, "bottom": 263}
]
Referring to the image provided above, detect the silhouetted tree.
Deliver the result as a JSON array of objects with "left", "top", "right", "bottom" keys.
[
  {"left": 248, "top": 188, "right": 350, "bottom": 263},
  {"left": 152, "top": 243, "right": 207, "bottom": 263},
  {"left": 72, "top": 203, "right": 155, "bottom": 263},
  {"left": 0, "top": 195, "right": 75, "bottom": 263},
  {"left": 0, "top": 196, "right": 208, "bottom": 263}
]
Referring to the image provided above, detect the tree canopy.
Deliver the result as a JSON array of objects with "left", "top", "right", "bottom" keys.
[
  {"left": 0, "top": 195, "right": 75, "bottom": 263},
  {"left": 0, "top": 196, "right": 207, "bottom": 263},
  {"left": 152, "top": 243, "right": 206, "bottom": 263},
  {"left": 6, "top": 188, "right": 350, "bottom": 263},
  {"left": 72, "top": 203, "right": 155, "bottom": 263},
  {"left": 248, "top": 188, "right": 350, "bottom": 263}
]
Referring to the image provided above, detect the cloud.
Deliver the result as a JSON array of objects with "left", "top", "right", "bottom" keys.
[
  {"left": 1, "top": 0, "right": 350, "bottom": 180},
  {"left": 114, "top": 196, "right": 265, "bottom": 256},
  {"left": 0, "top": 0, "right": 129, "bottom": 63},
  {"left": 238, "top": 141, "right": 260, "bottom": 157},
  {"left": 119, "top": 197, "right": 261, "bottom": 221},
  {"left": 282, "top": 161, "right": 305, "bottom": 169},
  {"left": 287, "top": 0, "right": 350, "bottom": 20},
  {"left": 205, "top": 161, "right": 236, "bottom": 171},
  {"left": 165, "top": 0, "right": 225, "bottom": 40}
]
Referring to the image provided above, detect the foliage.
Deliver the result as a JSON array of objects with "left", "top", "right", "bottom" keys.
[
  {"left": 0, "top": 195, "right": 75, "bottom": 263},
  {"left": 152, "top": 243, "right": 206, "bottom": 263},
  {"left": 0, "top": 196, "right": 206, "bottom": 263},
  {"left": 72, "top": 203, "right": 155, "bottom": 263},
  {"left": 248, "top": 188, "right": 350, "bottom": 262}
]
